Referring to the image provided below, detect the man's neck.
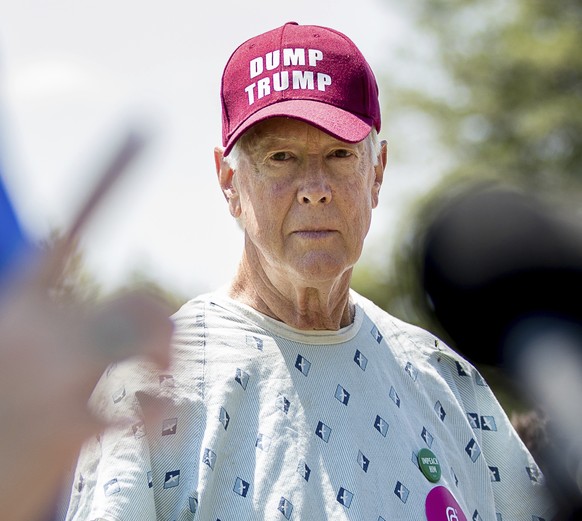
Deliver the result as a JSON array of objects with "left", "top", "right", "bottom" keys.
[{"left": 228, "top": 254, "right": 354, "bottom": 331}]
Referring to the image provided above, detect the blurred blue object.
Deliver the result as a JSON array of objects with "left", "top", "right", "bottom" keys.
[{"left": 0, "top": 168, "right": 30, "bottom": 280}]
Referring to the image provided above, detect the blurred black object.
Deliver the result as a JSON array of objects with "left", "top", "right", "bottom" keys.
[
  {"left": 421, "top": 183, "right": 582, "bottom": 370},
  {"left": 420, "top": 182, "right": 582, "bottom": 518}
]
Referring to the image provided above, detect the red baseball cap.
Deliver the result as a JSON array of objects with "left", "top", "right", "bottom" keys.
[{"left": 220, "top": 22, "right": 381, "bottom": 155}]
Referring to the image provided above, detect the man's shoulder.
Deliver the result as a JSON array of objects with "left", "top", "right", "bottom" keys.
[
  {"left": 170, "top": 290, "right": 227, "bottom": 330},
  {"left": 172, "top": 292, "right": 213, "bottom": 319},
  {"left": 352, "top": 289, "right": 470, "bottom": 365},
  {"left": 352, "top": 290, "right": 436, "bottom": 342},
  {"left": 170, "top": 289, "right": 248, "bottom": 346}
]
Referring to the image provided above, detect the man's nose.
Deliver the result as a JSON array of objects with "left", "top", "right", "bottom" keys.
[{"left": 297, "top": 165, "right": 332, "bottom": 205}]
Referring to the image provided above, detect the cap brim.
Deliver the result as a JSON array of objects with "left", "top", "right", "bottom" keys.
[{"left": 223, "top": 99, "right": 374, "bottom": 156}]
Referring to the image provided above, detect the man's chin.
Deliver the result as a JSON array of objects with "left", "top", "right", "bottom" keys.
[{"left": 291, "top": 256, "right": 352, "bottom": 285}]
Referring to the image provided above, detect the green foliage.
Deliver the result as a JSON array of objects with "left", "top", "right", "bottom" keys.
[{"left": 392, "top": 0, "right": 582, "bottom": 189}]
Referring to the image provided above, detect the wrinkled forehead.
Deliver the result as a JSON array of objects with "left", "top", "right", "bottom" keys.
[{"left": 239, "top": 117, "right": 363, "bottom": 151}]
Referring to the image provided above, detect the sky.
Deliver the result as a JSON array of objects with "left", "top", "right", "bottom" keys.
[{"left": 0, "top": 0, "right": 447, "bottom": 298}]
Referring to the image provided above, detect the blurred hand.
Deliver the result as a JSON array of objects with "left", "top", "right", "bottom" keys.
[{"left": 0, "top": 265, "right": 173, "bottom": 521}]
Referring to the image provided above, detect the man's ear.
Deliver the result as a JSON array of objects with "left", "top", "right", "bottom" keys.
[
  {"left": 214, "top": 147, "right": 241, "bottom": 218},
  {"left": 372, "top": 140, "right": 388, "bottom": 209}
]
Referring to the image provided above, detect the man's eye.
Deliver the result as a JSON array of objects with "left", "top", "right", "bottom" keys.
[
  {"left": 330, "top": 149, "right": 353, "bottom": 158},
  {"left": 270, "top": 151, "right": 292, "bottom": 161}
]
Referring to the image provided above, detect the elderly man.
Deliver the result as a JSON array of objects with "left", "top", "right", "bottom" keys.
[{"left": 65, "top": 22, "right": 556, "bottom": 520}]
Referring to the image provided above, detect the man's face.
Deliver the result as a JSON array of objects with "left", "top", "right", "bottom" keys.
[{"left": 223, "top": 117, "right": 385, "bottom": 285}]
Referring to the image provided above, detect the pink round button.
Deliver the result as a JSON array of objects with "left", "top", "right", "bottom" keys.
[{"left": 425, "top": 486, "right": 467, "bottom": 521}]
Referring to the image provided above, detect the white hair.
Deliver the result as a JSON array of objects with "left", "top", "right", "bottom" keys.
[{"left": 224, "top": 127, "right": 382, "bottom": 171}]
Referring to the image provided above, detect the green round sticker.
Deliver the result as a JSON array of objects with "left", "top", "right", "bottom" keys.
[{"left": 417, "top": 448, "right": 441, "bottom": 483}]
